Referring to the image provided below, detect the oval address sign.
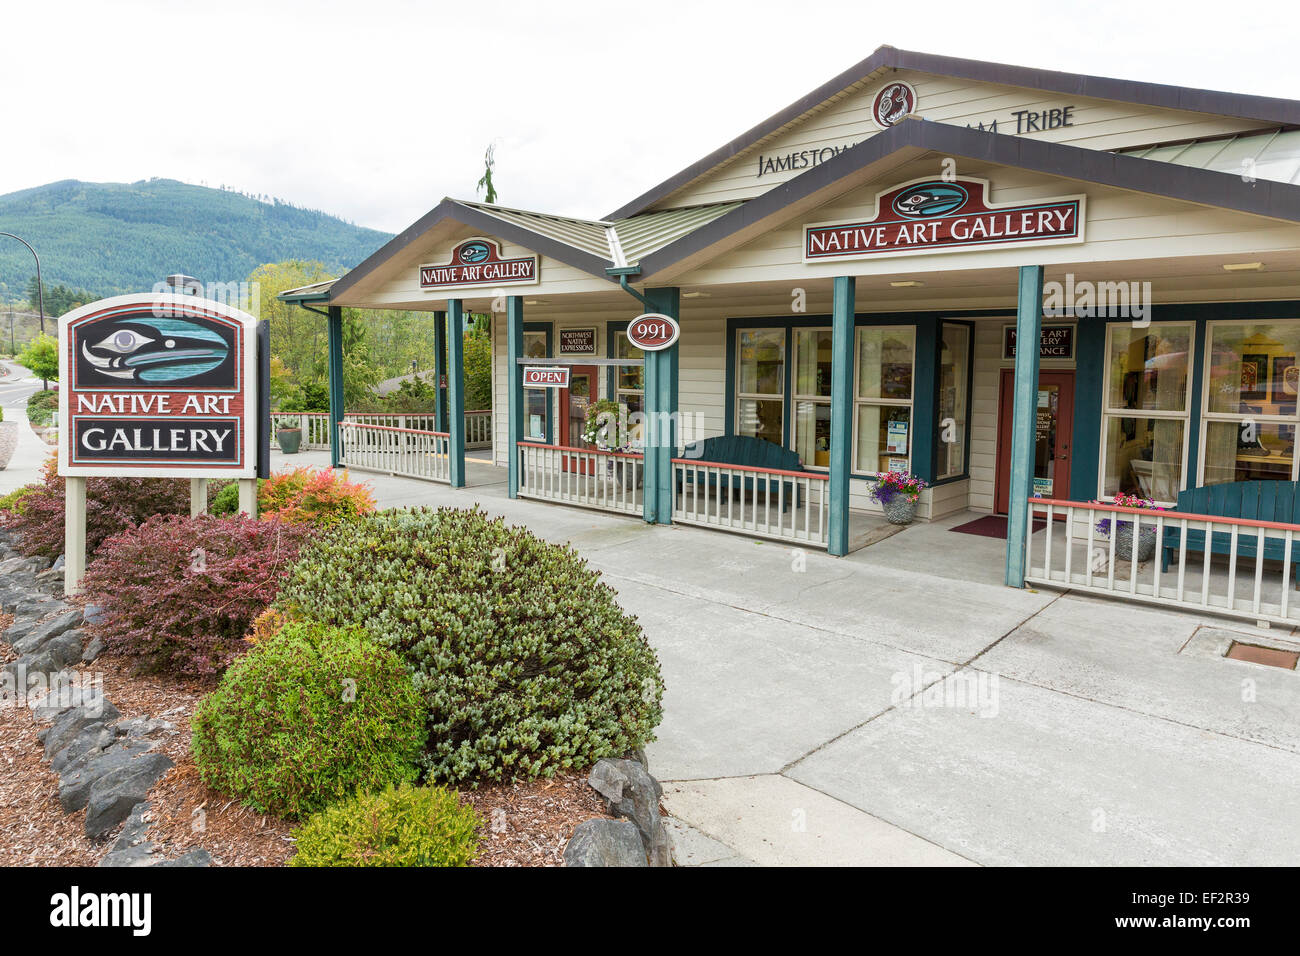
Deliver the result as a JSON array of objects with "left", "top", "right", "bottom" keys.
[{"left": 626, "top": 313, "right": 679, "bottom": 351}]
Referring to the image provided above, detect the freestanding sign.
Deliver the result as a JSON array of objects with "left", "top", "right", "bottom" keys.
[{"left": 58, "top": 293, "right": 261, "bottom": 593}]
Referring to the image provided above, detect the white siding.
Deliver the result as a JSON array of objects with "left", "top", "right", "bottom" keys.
[{"left": 657, "top": 69, "right": 1269, "bottom": 209}]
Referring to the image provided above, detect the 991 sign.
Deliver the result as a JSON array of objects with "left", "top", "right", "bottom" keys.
[{"left": 626, "top": 313, "right": 680, "bottom": 351}]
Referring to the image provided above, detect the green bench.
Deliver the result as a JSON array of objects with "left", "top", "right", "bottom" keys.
[
  {"left": 677, "top": 435, "right": 807, "bottom": 509},
  {"left": 1160, "top": 481, "right": 1300, "bottom": 587}
]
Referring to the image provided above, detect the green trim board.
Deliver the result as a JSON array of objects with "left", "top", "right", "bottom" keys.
[
  {"left": 433, "top": 309, "right": 447, "bottom": 433},
  {"left": 829, "top": 277, "right": 855, "bottom": 556},
  {"left": 326, "top": 306, "right": 344, "bottom": 470},
  {"left": 506, "top": 297, "right": 524, "bottom": 499},
  {"left": 447, "top": 299, "right": 466, "bottom": 488},
  {"left": 1004, "top": 265, "right": 1045, "bottom": 588},
  {"left": 642, "top": 288, "right": 679, "bottom": 524}
]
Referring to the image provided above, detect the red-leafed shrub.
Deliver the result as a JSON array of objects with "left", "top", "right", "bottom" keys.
[
  {"left": 0, "top": 455, "right": 195, "bottom": 558},
  {"left": 78, "top": 514, "right": 315, "bottom": 677}
]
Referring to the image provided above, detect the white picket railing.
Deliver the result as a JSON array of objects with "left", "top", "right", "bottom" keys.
[
  {"left": 338, "top": 422, "right": 451, "bottom": 483},
  {"left": 517, "top": 441, "right": 643, "bottom": 516},
  {"left": 672, "top": 458, "right": 830, "bottom": 548},
  {"left": 271, "top": 411, "right": 492, "bottom": 451},
  {"left": 465, "top": 410, "right": 493, "bottom": 449},
  {"left": 1024, "top": 497, "right": 1300, "bottom": 627}
]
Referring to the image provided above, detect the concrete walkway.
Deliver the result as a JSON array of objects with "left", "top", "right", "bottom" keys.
[
  {"left": 278, "top": 451, "right": 1300, "bottom": 865},
  {"left": 0, "top": 359, "right": 53, "bottom": 495}
]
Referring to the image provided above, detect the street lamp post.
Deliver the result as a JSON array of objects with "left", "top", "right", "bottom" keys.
[{"left": 0, "top": 233, "right": 45, "bottom": 335}]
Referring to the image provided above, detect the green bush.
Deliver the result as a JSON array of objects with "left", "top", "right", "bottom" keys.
[
  {"left": 0, "top": 486, "right": 34, "bottom": 513},
  {"left": 289, "top": 783, "right": 480, "bottom": 867},
  {"left": 26, "top": 389, "right": 58, "bottom": 427},
  {"left": 209, "top": 479, "right": 248, "bottom": 515},
  {"left": 190, "top": 621, "right": 426, "bottom": 817},
  {"left": 275, "top": 507, "right": 665, "bottom": 785}
]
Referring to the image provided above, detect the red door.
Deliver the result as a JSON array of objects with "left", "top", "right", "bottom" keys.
[
  {"left": 559, "top": 365, "right": 597, "bottom": 474},
  {"left": 995, "top": 369, "right": 1074, "bottom": 514}
]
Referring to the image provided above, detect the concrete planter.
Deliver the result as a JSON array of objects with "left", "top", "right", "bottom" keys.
[
  {"left": 883, "top": 497, "right": 918, "bottom": 525},
  {"left": 1115, "top": 523, "right": 1157, "bottom": 562},
  {"left": 275, "top": 428, "right": 303, "bottom": 454},
  {"left": 0, "top": 421, "right": 17, "bottom": 470}
]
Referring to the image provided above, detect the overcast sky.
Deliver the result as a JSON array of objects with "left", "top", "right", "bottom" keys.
[{"left": 9, "top": 0, "right": 1299, "bottom": 234}]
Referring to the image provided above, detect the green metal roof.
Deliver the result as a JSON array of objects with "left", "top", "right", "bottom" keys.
[
  {"left": 1118, "top": 129, "right": 1300, "bottom": 186},
  {"left": 277, "top": 278, "right": 337, "bottom": 304}
]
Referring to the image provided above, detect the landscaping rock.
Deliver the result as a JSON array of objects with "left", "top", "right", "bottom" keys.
[
  {"left": 153, "top": 850, "right": 212, "bottom": 868},
  {"left": 41, "top": 632, "right": 84, "bottom": 670},
  {"left": 45, "top": 701, "right": 121, "bottom": 758},
  {"left": 564, "top": 819, "right": 648, "bottom": 867},
  {"left": 84, "top": 752, "right": 175, "bottom": 839},
  {"left": 588, "top": 758, "right": 671, "bottom": 865},
  {"left": 58, "top": 740, "right": 153, "bottom": 813},
  {"left": 51, "top": 554, "right": 65, "bottom": 572},
  {"left": 117, "top": 717, "right": 176, "bottom": 739},
  {"left": 50, "top": 722, "right": 117, "bottom": 774},
  {"left": 34, "top": 682, "right": 113, "bottom": 722},
  {"left": 12, "top": 609, "right": 81, "bottom": 653},
  {"left": 98, "top": 844, "right": 156, "bottom": 867},
  {"left": 82, "top": 635, "right": 105, "bottom": 663},
  {"left": 82, "top": 604, "right": 108, "bottom": 628}
]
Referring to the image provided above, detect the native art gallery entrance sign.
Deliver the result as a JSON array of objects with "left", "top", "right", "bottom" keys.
[
  {"left": 420, "top": 238, "right": 538, "bottom": 291},
  {"left": 60, "top": 294, "right": 259, "bottom": 475},
  {"left": 803, "top": 177, "right": 1085, "bottom": 262}
]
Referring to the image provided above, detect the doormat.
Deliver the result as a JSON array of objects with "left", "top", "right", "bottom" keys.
[{"left": 950, "top": 515, "right": 1046, "bottom": 539}]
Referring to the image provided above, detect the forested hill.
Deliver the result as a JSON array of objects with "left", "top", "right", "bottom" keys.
[{"left": 0, "top": 178, "right": 391, "bottom": 300}]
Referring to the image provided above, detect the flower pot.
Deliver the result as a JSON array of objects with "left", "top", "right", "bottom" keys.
[
  {"left": 0, "top": 421, "right": 16, "bottom": 470},
  {"left": 276, "top": 428, "right": 303, "bottom": 454},
  {"left": 882, "top": 496, "right": 917, "bottom": 525},
  {"left": 1115, "top": 523, "right": 1157, "bottom": 562}
]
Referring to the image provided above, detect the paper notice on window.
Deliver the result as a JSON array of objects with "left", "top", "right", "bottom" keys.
[
  {"left": 888, "top": 457, "right": 909, "bottom": 474},
  {"left": 886, "top": 420, "right": 909, "bottom": 454}
]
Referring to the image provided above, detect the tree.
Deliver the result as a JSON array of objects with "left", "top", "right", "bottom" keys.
[
  {"left": 476, "top": 144, "right": 498, "bottom": 204},
  {"left": 463, "top": 327, "right": 492, "bottom": 411},
  {"left": 17, "top": 332, "right": 58, "bottom": 386}
]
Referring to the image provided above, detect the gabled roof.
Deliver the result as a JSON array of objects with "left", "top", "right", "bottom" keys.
[
  {"left": 631, "top": 118, "right": 1300, "bottom": 284},
  {"left": 608, "top": 45, "right": 1300, "bottom": 220},
  {"left": 1119, "top": 128, "right": 1300, "bottom": 185}
]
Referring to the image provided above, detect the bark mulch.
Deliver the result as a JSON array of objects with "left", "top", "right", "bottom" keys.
[{"left": 1, "top": 633, "right": 612, "bottom": 867}]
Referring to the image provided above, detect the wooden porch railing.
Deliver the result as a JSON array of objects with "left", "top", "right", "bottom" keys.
[
  {"left": 338, "top": 421, "right": 451, "bottom": 483},
  {"left": 671, "top": 457, "right": 830, "bottom": 548},
  {"left": 1025, "top": 496, "right": 1300, "bottom": 627},
  {"left": 271, "top": 411, "right": 492, "bottom": 451},
  {"left": 516, "top": 441, "right": 643, "bottom": 516}
]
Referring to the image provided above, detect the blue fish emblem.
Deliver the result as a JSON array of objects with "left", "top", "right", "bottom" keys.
[
  {"left": 80, "top": 317, "right": 230, "bottom": 383},
  {"left": 892, "top": 183, "right": 969, "bottom": 219},
  {"left": 458, "top": 241, "right": 491, "bottom": 264}
]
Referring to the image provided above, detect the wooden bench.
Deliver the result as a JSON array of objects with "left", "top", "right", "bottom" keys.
[
  {"left": 1160, "top": 481, "right": 1300, "bottom": 588},
  {"left": 677, "top": 435, "right": 807, "bottom": 510}
]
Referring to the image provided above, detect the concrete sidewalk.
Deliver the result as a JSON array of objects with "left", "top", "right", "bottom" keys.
[
  {"left": 0, "top": 406, "right": 53, "bottom": 495},
  {"left": 273, "top": 451, "right": 1300, "bottom": 866}
]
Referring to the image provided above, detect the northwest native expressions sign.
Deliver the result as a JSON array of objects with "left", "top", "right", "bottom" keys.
[
  {"left": 419, "top": 238, "right": 538, "bottom": 291},
  {"left": 58, "top": 294, "right": 259, "bottom": 477},
  {"left": 804, "top": 177, "right": 1085, "bottom": 262}
]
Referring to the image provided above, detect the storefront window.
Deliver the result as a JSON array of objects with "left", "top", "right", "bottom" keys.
[
  {"left": 523, "top": 330, "right": 549, "bottom": 441},
  {"left": 1100, "top": 323, "right": 1191, "bottom": 501},
  {"left": 854, "top": 327, "right": 914, "bottom": 474},
  {"left": 615, "top": 331, "right": 644, "bottom": 445},
  {"left": 792, "top": 328, "right": 832, "bottom": 467},
  {"left": 1201, "top": 321, "right": 1300, "bottom": 485},
  {"left": 937, "top": 323, "right": 970, "bottom": 480},
  {"left": 736, "top": 329, "right": 784, "bottom": 446}
]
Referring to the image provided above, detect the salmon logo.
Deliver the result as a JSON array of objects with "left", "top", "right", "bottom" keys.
[{"left": 891, "top": 182, "right": 968, "bottom": 218}]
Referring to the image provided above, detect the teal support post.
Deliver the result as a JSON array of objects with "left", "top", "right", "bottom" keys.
[
  {"left": 433, "top": 309, "right": 447, "bottom": 433},
  {"left": 506, "top": 296, "right": 524, "bottom": 498},
  {"left": 326, "top": 306, "right": 345, "bottom": 469},
  {"left": 911, "top": 315, "right": 939, "bottom": 485},
  {"left": 447, "top": 300, "right": 466, "bottom": 488},
  {"left": 1005, "top": 266, "right": 1045, "bottom": 587},
  {"left": 642, "top": 287, "right": 679, "bottom": 525},
  {"left": 1070, "top": 318, "right": 1106, "bottom": 501},
  {"left": 829, "top": 276, "right": 855, "bottom": 556}
]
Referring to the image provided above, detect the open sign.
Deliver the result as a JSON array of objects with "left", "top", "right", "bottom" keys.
[
  {"left": 522, "top": 366, "right": 570, "bottom": 388},
  {"left": 626, "top": 313, "right": 680, "bottom": 351}
]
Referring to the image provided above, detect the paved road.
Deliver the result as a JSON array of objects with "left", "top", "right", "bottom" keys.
[
  {"left": 0, "top": 359, "right": 41, "bottom": 410},
  {"left": 272, "top": 449, "right": 1300, "bottom": 866},
  {"left": 0, "top": 359, "right": 52, "bottom": 493}
]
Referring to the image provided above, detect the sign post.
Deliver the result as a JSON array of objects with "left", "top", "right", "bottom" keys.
[{"left": 58, "top": 292, "right": 261, "bottom": 595}]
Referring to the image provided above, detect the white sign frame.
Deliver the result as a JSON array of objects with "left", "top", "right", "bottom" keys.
[
  {"left": 627, "top": 313, "right": 680, "bottom": 352},
  {"left": 58, "top": 292, "right": 259, "bottom": 479},
  {"left": 523, "top": 365, "right": 571, "bottom": 388}
]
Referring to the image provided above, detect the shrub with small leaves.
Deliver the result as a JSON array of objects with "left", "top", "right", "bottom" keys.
[
  {"left": 289, "top": 783, "right": 480, "bottom": 867},
  {"left": 0, "top": 486, "right": 34, "bottom": 514},
  {"left": 191, "top": 621, "right": 426, "bottom": 818},
  {"left": 78, "top": 513, "right": 315, "bottom": 676},
  {"left": 276, "top": 507, "right": 665, "bottom": 785},
  {"left": 1, "top": 456, "right": 195, "bottom": 558}
]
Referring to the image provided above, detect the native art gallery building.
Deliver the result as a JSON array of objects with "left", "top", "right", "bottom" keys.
[{"left": 282, "top": 47, "right": 1300, "bottom": 621}]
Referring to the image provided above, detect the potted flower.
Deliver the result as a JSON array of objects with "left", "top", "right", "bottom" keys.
[
  {"left": 583, "top": 399, "right": 631, "bottom": 480},
  {"left": 0, "top": 406, "right": 15, "bottom": 470},
  {"left": 870, "top": 470, "right": 927, "bottom": 525},
  {"left": 276, "top": 421, "right": 303, "bottom": 454},
  {"left": 1095, "top": 493, "right": 1164, "bottom": 562}
]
